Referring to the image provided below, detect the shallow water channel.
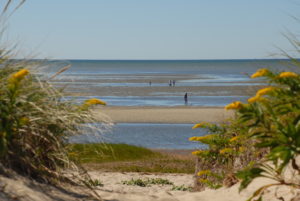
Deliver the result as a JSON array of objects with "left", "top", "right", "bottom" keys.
[{"left": 69, "top": 123, "right": 209, "bottom": 150}]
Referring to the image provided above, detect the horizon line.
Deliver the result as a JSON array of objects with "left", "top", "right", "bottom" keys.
[{"left": 16, "top": 58, "right": 294, "bottom": 61}]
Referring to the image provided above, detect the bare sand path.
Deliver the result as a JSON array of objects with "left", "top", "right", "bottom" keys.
[{"left": 95, "top": 106, "right": 234, "bottom": 124}]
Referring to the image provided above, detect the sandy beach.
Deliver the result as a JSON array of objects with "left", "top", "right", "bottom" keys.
[
  {"left": 2, "top": 170, "right": 298, "bottom": 201},
  {"left": 89, "top": 172, "right": 297, "bottom": 201},
  {"left": 96, "top": 106, "right": 234, "bottom": 124}
]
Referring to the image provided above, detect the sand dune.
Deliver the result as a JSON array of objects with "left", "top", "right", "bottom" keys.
[{"left": 90, "top": 172, "right": 298, "bottom": 201}]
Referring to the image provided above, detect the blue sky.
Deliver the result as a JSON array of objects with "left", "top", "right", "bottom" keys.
[{"left": 7, "top": 0, "right": 300, "bottom": 60}]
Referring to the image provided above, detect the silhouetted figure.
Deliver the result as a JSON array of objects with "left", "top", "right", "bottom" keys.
[
  {"left": 149, "top": 81, "right": 152, "bottom": 86},
  {"left": 184, "top": 93, "right": 188, "bottom": 105},
  {"left": 169, "top": 80, "right": 172, "bottom": 87},
  {"left": 172, "top": 80, "right": 176, "bottom": 86}
]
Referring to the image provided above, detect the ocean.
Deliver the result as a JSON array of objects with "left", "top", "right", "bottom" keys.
[
  {"left": 47, "top": 59, "right": 291, "bottom": 106},
  {"left": 45, "top": 59, "right": 293, "bottom": 149}
]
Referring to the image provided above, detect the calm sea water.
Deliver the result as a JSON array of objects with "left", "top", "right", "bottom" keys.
[
  {"left": 69, "top": 123, "right": 208, "bottom": 150},
  {"left": 45, "top": 59, "right": 291, "bottom": 76},
  {"left": 47, "top": 59, "right": 293, "bottom": 107},
  {"left": 51, "top": 59, "right": 294, "bottom": 149}
]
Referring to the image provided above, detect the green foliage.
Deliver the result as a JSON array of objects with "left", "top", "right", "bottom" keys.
[
  {"left": 171, "top": 185, "right": 193, "bottom": 191},
  {"left": 122, "top": 178, "right": 173, "bottom": 187},
  {"left": 122, "top": 178, "right": 148, "bottom": 187},
  {"left": 192, "top": 62, "right": 300, "bottom": 199},
  {"left": 191, "top": 121, "right": 257, "bottom": 189},
  {"left": 83, "top": 178, "right": 104, "bottom": 187},
  {"left": 68, "top": 143, "right": 160, "bottom": 163},
  {"left": 192, "top": 58, "right": 300, "bottom": 199},
  {"left": 69, "top": 143, "right": 195, "bottom": 174}
]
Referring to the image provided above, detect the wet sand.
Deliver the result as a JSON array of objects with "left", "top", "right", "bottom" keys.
[
  {"left": 95, "top": 106, "right": 234, "bottom": 124},
  {"left": 65, "top": 85, "right": 265, "bottom": 97}
]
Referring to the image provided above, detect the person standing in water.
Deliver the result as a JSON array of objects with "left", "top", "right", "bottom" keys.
[{"left": 184, "top": 92, "right": 188, "bottom": 105}]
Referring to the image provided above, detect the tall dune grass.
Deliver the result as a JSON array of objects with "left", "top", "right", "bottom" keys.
[
  {"left": 0, "top": 64, "right": 109, "bottom": 183},
  {"left": 0, "top": 1, "right": 110, "bottom": 185}
]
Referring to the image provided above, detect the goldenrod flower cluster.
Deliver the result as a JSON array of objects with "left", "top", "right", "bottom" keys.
[
  {"left": 247, "top": 96, "right": 259, "bottom": 103},
  {"left": 248, "top": 95, "right": 267, "bottom": 103},
  {"left": 251, "top": 68, "right": 269, "bottom": 79},
  {"left": 9, "top": 69, "right": 29, "bottom": 83},
  {"left": 219, "top": 148, "right": 233, "bottom": 154},
  {"left": 197, "top": 170, "right": 211, "bottom": 176},
  {"left": 278, "top": 71, "right": 298, "bottom": 78},
  {"left": 192, "top": 122, "right": 208, "bottom": 129},
  {"left": 256, "top": 87, "right": 274, "bottom": 97},
  {"left": 84, "top": 98, "right": 107, "bottom": 106},
  {"left": 225, "top": 101, "right": 243, "bottom": 110},
  {"left": 189, "top": 135, "right": 213, "bottom": 142},
  {"left": 247, "top": 87, "right": 274, "bottom": 103},
  {"left": 192, "top": 150, "right": 203, "bottom": 155}
]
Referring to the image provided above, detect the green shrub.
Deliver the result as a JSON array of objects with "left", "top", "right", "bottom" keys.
[
  {"left": 191, "top": 64, "right": 300, "bottom": 199},
  {"left": 190, "top": 120, "right": 259, "bottom": 189}
]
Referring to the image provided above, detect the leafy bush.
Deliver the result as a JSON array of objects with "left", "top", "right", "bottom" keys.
[
  {"left": 191, "top": 65, "right": 300, "bottom": 199},
  {"left": 235, "top": 68, "right": 300, "bottom": 200},
  {"left": 190, "top": 121, "right": 260, "bottom": 189}
]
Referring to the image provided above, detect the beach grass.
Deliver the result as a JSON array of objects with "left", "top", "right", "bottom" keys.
[
  {"left": 68, "top": 143, "right": 160, "bottom": 163},
  {"left": 68, "top": 143, "right": 195, "bottom": 174}
]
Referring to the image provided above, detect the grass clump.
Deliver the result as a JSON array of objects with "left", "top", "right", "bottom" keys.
[
  {"left": 171, "top": 185, "right": 192, "bottom": 191},
  {"left": 68, "top": 143, "right": 160, "bottom": 163},
  {"left": 0, "top": 65, "right": 109, "bottom": 183},
  {"left": 122, "top": 178, "right": 173, "bottom": 187},
  {"left": 69, "top": 143, "right": 195, "bottom": 174},
  {"left": 83, "top": 178, "right": 104, "bottom": 187},
  {"left": 0, "top": 65, "right": 108, "bottom": 183}
]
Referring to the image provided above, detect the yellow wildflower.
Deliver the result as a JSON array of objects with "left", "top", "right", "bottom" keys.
[
  {"left": 251, "top": 68, "right": 269, "bottom": 79},
  {"left": 189, "top": 136, "right": 198, "bottom": 141},
  {"left": 229, "top": 136, "right": 239, "bottom": 142},
  {"left": 192, "top": 150, "right": 203, "bottom": 155},
  {"left": 278, "top": 71, "right": 298, "bottom": 78},
  {"left": 84, "top": 98, "right": 107, "bottom": 106},
  {"left": 197, "top": 170, "right": 211, "bottom": 176},
  {"left": 9, "top": 69, "right": 29, "bottom": 83},
  {"left": 256, "top": 87, "right": 274, "bottom": 97},
  {"left": 225, "top": 101, "right": 243, "bottom": 110},
  {"left": 189, "top": 134, "right": 214, "bottom": 142},
  {"left": 219, "top": 148, "right": 233, "bottom": 154},
  {"left": 248, "top": 95, "right": 267, "bottom": 103},
  {"left": 192, "top": 122, "right": 207, "bottom": 129}
]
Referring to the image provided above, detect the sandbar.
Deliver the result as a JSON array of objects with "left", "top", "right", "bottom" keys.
[{"left": 95, "top": 106, "right": 234, "bottom": 124}]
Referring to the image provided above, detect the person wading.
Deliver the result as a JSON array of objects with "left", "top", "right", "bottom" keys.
[{"left": 184, "top": 92, "right": 188, "bottom": 105}]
